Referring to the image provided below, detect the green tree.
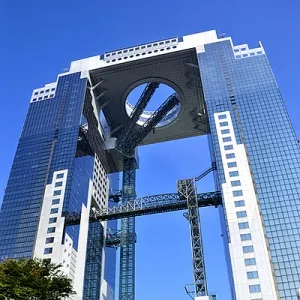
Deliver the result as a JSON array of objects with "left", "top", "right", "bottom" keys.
[{"left": 0, "top": 258, "right": 75, "bottom": 300}]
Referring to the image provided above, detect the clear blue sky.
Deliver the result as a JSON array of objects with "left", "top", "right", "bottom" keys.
[{"left": 1, "top": 0, "right": 300, "bottom": 299}]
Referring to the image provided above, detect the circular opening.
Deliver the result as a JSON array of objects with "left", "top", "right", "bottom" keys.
[{"left": 125, "top": 82, "right": 181, "bottom": 128}]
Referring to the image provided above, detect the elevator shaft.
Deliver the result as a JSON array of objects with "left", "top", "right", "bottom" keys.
[{"left": 119, "top": 157, "right": 137, "bottom": 300}]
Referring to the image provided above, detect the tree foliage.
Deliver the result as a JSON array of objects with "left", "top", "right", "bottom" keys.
[{"left": 0, "top": 258, "right": 75, "bottom": 300}]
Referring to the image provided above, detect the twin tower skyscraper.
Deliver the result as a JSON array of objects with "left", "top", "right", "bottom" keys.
[{"left": 0, "top": 30, "right": 299, "bottom": 299}]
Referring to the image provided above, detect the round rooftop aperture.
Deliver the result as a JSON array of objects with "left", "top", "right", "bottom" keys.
[{"left": 125, "top": 82, "right": 181, "bottom": 128}]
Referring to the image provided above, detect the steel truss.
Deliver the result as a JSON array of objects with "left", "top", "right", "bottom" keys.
[
  {"left": 93, "top": 191, "right": 221, "bottom": 221},
  {"left": 178, "top": 179, "right": 207, "bottom": 297},
  {"left": 119, "top": 94, "right": 180, "bottom": 155},
  {"left": 64, "top": 192, "right": 221, "bottom": 225},
  {"left": 117, "top": 82, "right": 160, "bottom": 148}
]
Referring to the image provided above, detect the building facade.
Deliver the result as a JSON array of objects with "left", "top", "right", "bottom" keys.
[
  {"left": 198, "top": 38, "right": 300, "bottom": 299},
  {"left": 0, "top": 73, "right": 117, "bottom": 299},
  {"left": 0, "top": 30, "right": 299, "bottom": 299}
]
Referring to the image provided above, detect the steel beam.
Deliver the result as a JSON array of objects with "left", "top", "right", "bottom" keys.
[
  {"left": 121, "top": 94, "right": 179, "bottom": 155},
  {"left": 95, "top": 191, "right": 221, "bottom": 221},
  {"left": 178, "top": 179, "right": 207, "bottom": 297},
  {"left": 64, "top": 191, "right": 222, "bottom": 225},
  {"left": 195, "top": 163, "right": 216, "bottom": 182},
  {"left": 117, "top": 82, "right": 160, "bottom": 147}
]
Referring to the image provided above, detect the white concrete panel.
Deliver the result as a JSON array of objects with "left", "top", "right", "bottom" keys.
[
  {"left": 214, "top": 111, "right": 278, "bottom": 300},
  {"left": 56, "top": 30, "right": 265, "bottom": 80},
  {"left": 195, "top": 296, "right": 215, "bottom": 300},
  {"left": 74, "top": 179, "right": 93, "bottom": 299},
  {"left": 30, "top": 82, "right": 57, "bottom": 103}
]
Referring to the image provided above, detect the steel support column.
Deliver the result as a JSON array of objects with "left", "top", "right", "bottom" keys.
[
  {"left": 178, "top": 179, "right": 207, "bottom": 297},
  {"left": 119, "top": 157, "right": 137, "bottom": 300}
]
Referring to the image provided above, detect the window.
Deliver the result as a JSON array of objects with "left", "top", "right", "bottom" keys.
[
  {"left": 249, "top": 284, "right": 261, "bottom": 293},
  {"left": 53, "top": 190, "right": 61, "bottom": 196},
  {"left": 218, "top": 114, "right": 227, "bottom": 120},
  {"left": 46, "top": 89, "right": 50, "bottom": 92},
  {"left": 47, "top": 227, "right": 56, "bottom": 233},
  {"left": 55, "top": 181, "right": 63, "bottom": 187},
  {"left": 49, "top": 217, "right": 57, "bottom": 224},
  {"left": 231, "top": 180, "right": 241, "bottom": 187},
  {"left": 38, "top": 97, "right": 42, "bottom": 100},
  {"left": 238, "top": 222, "right": 249, "bottom": 229},
  {"left": 243, "top": 245, "right": 254, "bottom": 253},
  {"left": 52, "top": 199, "right": 60, "bottom": 205},
  {"left": 247, "top": 271, "right": 259, "bottom": 279},
  {"left": 220, "top": 121, "right": 228, "bottom": 127},
  {"left": 236, "top": 211, "right": 247, "bottom": 218},
  {"left": 56, "top": 173, "right": 64, "bottom": 179},
  {"left": 228, "top": 162, "right": 237, "bottom": 168},
  {"left": 50, "top": 94, "right": 54, "bottom": 97},
  {"left": 221, "top": 129, "right": 230, "bottom": 134},
  {"left": 240, "top": 233, "right": 251, "bottom": 241},
  {"left": 44, "top": 248, "right": 53, "bottom": 254},
  {"left": 51, "top": 88, "right": 55, "bottom": 91},
  {"left": 34, "top": 91, "right": 38, "bottom": 95},
  {"left": 50, "top": 208, "right": 59, "bottom": 214},
  {"left": 223, "top": 137, "right": 232, "bottom": 142},
  {"left": 44, "top": 96, "right": 48, "bottom": 99},
  {"left": 40, "top": 90, "right": 44, "bottom": 94},
  {"left": 226, "top": 153, "right": 235, "bottom": 159},
  {"left": 229, "top": 171, "right": 239, "bottom": 177},
  {"left": 234, "top": 200, "right": 245, "bottom": 207},
  {"left": 245, "top": 258, "right": 256, "bottom": 266},
  {"left": 224, "top": 145, "right": 233, "bottom": 151},
  {"left": 233, "top": 190, "right": 243, "bottom": 197},
  {"left": 45, "top": 237, "right": 54, "bottom": 244}
]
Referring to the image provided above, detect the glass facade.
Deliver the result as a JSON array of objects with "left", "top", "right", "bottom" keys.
[
  {"left": 0, "top": 73, "right": 87, "bottom": 260},
  {"left": 105, "top": 173, "right": 119, "bottom": 294},
  {"left": 83, "top": 222, "right": 104, "bottom": 300},
  {"left": 199, "top": 39, "right": 300, "bottom": 299},
  {"left": 0, "top": 71, "right": 116, "bottom": 299}
]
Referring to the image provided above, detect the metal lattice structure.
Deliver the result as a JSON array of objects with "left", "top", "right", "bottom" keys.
[
  {"left": 120, "top": 94, "right": 180, "bottom": 155},
  {"left": 116, "top": 82, "right": 160, "bottom": 147},
  {"left": 94, "top": 191, "right": 221, "bottom": 221},
  {"left": 178, "top": 179, "right": 207, "bottom": 297},
  {"left": 119, "top": 157, "right": 137, "bottom": 300},
  {"left": 64, "top": 191, "right": 221, "bottom": 224}
]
